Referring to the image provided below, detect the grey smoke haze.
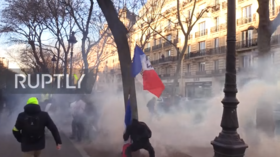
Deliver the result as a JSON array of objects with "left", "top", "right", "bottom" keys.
[{"left": 2, "top": 65, "right": 280, "bottom": 157}]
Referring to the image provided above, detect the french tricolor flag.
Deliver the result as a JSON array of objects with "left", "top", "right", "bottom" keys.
[{"left": 132, "top": 45, "right": 165, "bottom": 98}]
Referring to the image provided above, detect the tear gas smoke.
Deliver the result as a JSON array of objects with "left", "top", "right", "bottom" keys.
[{"left": 1, "top": 63, "right": 280, "bottom": 157}]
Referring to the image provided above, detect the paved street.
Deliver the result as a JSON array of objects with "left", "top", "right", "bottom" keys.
[{"left": 0, "top": 115, "right": 85, "bottom": 157}]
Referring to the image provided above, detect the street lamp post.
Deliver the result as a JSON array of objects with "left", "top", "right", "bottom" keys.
[
  {"left": 211, "top": 0, "right": 248, "bottom": 156},
  {"left": 68, "top": 32, "right": 77, "bottom": 86},
  {"left": 51, "top": 55, "right": 57, "bottom": 88}
]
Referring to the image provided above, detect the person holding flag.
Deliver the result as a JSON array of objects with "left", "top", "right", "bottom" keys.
[{"left": 122, "top": 93, "right": 155, "bottom": 157}]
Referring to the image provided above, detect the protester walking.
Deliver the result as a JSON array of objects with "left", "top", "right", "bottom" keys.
[
  {"left": 123, "top": 119, "right": 155, "bottom": 157},
  {"left": 146, "top": 97, "right": 159, "bottom": 120},
  {"left": 12, "top": 97, "right": 62, "bottom": 157},
  {"left": 70, "top": 98, "right": 86, "bottom": 142}
]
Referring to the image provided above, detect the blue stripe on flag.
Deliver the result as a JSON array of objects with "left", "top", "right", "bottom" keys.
[
  {"left": 131, "top": 45, "right": 144, "bottom": 77},
  {"left": 124, "top": 98, "right": 132, "bottom": 128}
]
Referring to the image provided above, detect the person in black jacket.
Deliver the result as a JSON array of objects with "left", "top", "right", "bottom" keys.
[
  {"left": 123, "top": 119, "right": 155, "bottom": 157},
  {"left": 12, "top": 97, "right": 62, "bottom": 157}
]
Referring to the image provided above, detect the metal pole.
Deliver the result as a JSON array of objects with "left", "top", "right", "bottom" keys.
[
  {"left": 52, "top": 62, "right": 55, "bottom": 88},
  {"left": 70, "top": 51, "right": 73, "bottom": 86},
  {"left": 211, "top": 0, "right": 248, "bottom": 156}
]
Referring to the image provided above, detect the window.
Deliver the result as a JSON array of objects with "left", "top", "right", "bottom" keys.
[
  {"left": 154, "top": 39, "right": 156, "bottom": 46},
  {"left": 186, "top": 63, "right": 191, "bottom": 72},
  {"left": 187, "top": 45, "right": 191, "bottom": 54},
  {"left": 147, "top": 55, "right": 150, "bottom": 60},
  {"left": 242, "top": 55, "right": 252, "bottom": 68},
  {"left": 147, "top": 43, "right": 150, "bottom": 48},
  {"left": 214, "top": 60, "right": 219, "bottom": 70},
  {"left": 167, "top": 50, "right": 171, "bottom": 57},
  {"left": 214, "top": 38, "right": 219, "bottom": 48},
  {"left": 154, "top": 54, "right": 156, "bottom": 60},
  {"left": 199, "top": 62, "right": 206, "bottom": 71},
  {"left": 241, "top": 30, "right": 253, "bottom": 47},
  {"left": 199, "top": 41, "right": 206, "bottom": 54},
  {"left": 242, "top": 5, "right": 252, "bottom": 23},
  {"left": 215, "top": 17, "right": 219, "bottom": 31},
  {"left": 199, "top": 22, "right": 206, "bottom": 36},
  {"left": 167, "top": 35, "right": 172, "bottom": 41},
  {"left": 159, "top": 38, "right": 162, "bottom": 44}
]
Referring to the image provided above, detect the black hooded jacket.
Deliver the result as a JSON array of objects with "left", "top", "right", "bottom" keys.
[
  {"left": 123, "top": 119, "right": 152, "bottom": 143},
  {"left": 13, "top": 104, "right": 62, "bottom": 152}
]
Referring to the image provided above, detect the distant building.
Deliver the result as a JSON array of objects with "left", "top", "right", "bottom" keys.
[{"left": 0, "top": 57, "right": 9, "bottom": 68}]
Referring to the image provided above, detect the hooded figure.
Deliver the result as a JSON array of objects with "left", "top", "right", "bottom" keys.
[
  {"left": 123, "top": 119, "right": 155, "bottom": 157},
  {"left": 12, "top": 97, "right": 62, "bottom": 157}
]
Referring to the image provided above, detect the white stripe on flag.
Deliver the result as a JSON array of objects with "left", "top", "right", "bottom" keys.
[{"left": 135, "top": 74, "right": 143, "bottom": 85}]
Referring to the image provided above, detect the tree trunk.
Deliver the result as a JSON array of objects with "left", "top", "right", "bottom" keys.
[
  {"left": 256, "top": 0, "right": 275, "bottom": 137},
  {"left": 97, "top": 0, "right": 138, "bottom": 119},
  {"left": 257, "top": 0, "right": 271, "bottom": 55}
]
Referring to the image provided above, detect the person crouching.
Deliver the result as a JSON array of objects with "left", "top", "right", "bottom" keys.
[{"left": 123, "top": 119, "right": 155, "bottom": 157}]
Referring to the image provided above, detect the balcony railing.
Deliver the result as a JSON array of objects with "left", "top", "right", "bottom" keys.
[
  {"left": 195, "top": 29, "right": 208, "bottom": 38},
  {"left": 151, "top": 56, "right": 178, "bottom": 65},
  {"left": 185, "top": 46, "right": 226, "bottom": 59},
  {"left": 163, "top": 41, "right": 172, "bottom": 47},
  {"left": 211, "top": 25, "right": 220, "bottom": 33},
  {"left": 237, "top": 16, "right": 252, "bottom": 25},
  {"left": 163, "top": 38, "right": 178, "bottom": 47},
  {"left": 236, "top": 38, "right": 258, "bottom": 49},
  {"left": 152, "top": 44, "right": 162, "bottom": 51},
  {"left": 144, "top": 47, "right": 151, "bottom": 52}
]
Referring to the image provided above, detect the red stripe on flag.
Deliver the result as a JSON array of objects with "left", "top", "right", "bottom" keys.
[{"left": 142, "top": 70, "right": 165, "bottom": 98}]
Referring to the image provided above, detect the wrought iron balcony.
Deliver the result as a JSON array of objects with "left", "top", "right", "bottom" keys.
[
  {"left": 184, "top": 46, "right": 227, "bottom": 59},
  {"left": 195, "top": 29, "right": 208, "bottom": 38},
  {"left": 237, "top": 16, "right": 252, "bottom": 25},
  {"left": 163, "top": 41, "right": 172, "bottom": 47},
  {"left": 144, "top": 47, "right": 151, "bottom": 52},
  {"left": 236, "top": 38, "right": 258, "bottom": 49},
  {"left": 211, "top": 25, "right": 220, "bottom": 33},
  {"left": 151, "top": 56, "right": 178, "bottom": 65},
  {"left": 152, "top": 44, "right": 162, "bottom": 51}
]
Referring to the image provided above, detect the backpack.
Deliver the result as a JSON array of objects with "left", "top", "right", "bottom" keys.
[{"left": 23, "top": 115, "right": 43, "bottom": 143}]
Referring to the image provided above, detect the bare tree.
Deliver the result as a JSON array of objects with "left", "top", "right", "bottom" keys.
[
  {"left": 140, "top": 0, "right": 212, "bottom": 96},
  {"left": 97, "top": 0, "right": 140, "bottom": 119},
  {"left": 0, "top": 0, "right": 51, "bottom": 73},
  {"left": 61, "top": 0, "right": 107, "bottom": 75},
  {"left": 257, "top": 0, "right": 280, "bottom": 56},
  {"left": 43, "top": 0, "right": 76, "bottom": 85}
]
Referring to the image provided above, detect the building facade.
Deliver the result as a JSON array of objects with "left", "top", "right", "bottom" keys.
[{"left": 96, "top": 0, "right": 280, "bottom": 98}]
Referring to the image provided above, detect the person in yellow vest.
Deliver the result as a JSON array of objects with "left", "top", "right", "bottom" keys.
[{"left": 12, "top": 97, "right": 62, "bottom": 157}]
